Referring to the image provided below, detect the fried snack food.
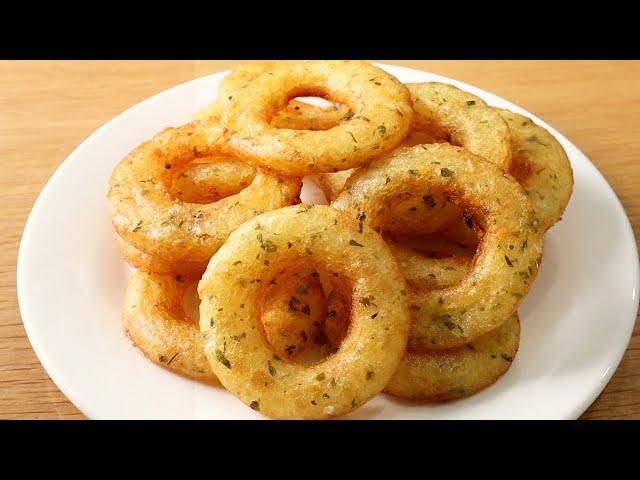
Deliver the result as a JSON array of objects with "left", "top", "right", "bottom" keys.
[
  {"left": 261, "top": 269, "right": 327, "bottom": 360},
  {"left": 332, "top": 143, "right": 542, "bottom": 349},
  {"left": 386, "top": 314, "right": 520, "bottom": 401},
  {"left": 198, "top": 204, "right": 411, "bottom": 419},
  {"left": 408, "top": 82, "right": 512, "bottom": 169},
  {"left": 123, "top": 270, "right": 216, "bottom": 380},
  {"left": 107, "top": 121, "right": 301, "bottom": 268},
  {"left": 221, "top": 60, "right": 413, "bottom": 175},
  {"left": 496, "top": 108, "right": 573, "bottom": 232}
]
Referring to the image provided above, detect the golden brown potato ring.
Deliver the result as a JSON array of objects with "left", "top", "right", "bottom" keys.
[
  {"left": 107, "top": 121, "right": 301, "bottom": 267},
  {"left": 123, "top": 270, "right": 216, "bottom": 380},
  {"left": 220, "top": 60, "right": 413, "bottom": 176},
  {"left": 198, "top": 204, "right": 411, "bottom": 419}
]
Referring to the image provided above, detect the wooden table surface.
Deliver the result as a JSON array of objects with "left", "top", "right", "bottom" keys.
[{"left": 1, "top": 60, "right": 638, "bottom": 419}]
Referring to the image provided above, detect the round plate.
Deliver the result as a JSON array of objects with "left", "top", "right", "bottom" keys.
[{"left": 17, "top": 64, "right": 639, "bottom": 419}]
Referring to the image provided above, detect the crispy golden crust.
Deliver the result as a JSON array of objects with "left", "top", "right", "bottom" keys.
[
  {"left": 123, "top": 271, "right": 216, "bottom": 380},
  {"left": 316, "top": 130, "right": 446, "bottom": 203},
  {"left": 221, "top": 61, "right": 413, "bottom": 175},
  {"left": 271, "top": 100, "right": 348, "bottom": 131},
  {"left": 198, "top": 204, "right": 411, "bottom": 419},
  {"left": 115, "top": 235, "right": 206, "bottom": 279},
  {"left": 261, "top": 269, "right": 327, "bottom": 360},
  {"left": 332, "top": 143, "right": 542, "bottom": 349},
  {"left": 497, "top": 109, "right": 574, "bottom": 232},
  {"left": 408, "top": 82, "right": 512, "bottom": 170},
  {"left": 386, "top": 240, "right": 471, "bottom": 291},
  {"left": 107, "top": 121, "right": 301, "bottom": 266},
  {"left": 170, "top": 155, "right": 256, "bottom": 204},
  {"left": 386, "top": 314, "right": 520, "bottom": 401}
]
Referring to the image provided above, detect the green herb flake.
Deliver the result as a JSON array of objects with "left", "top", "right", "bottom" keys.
[
  {"left": 504, "top": 255, "right": 513, "bottom": 267},
  {"left": 268, "top": 360, "right": 277, "bottom": 377},
  {"left": 249, "top": 400, "right": 260, "bottom": 411},
  {"left": 501, "top": 354, "right": 514, "bottom": 362},
  {"left": 366, "top": 371, "right": 375, "bottom": 380},
  {"left": 215, "top": 350, "right": 231, "bottom": 369},
  {"left": 466, "top": 100, "right": 476, "bottom": 107},
  {"left": 349, "top": 239, "right": 364, "bottom": 247},
  {"left": 440, "top": 168, "right": 454, "bottom": 177}
]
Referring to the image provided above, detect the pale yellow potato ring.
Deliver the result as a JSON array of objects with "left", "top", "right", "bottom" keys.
[
  {"left": 332, "top": 143, "right": 542, "bottom": 349},
  {"left": 386, "top": 313, "right": 520, "bottom": 401},
  {"left": 198, "top": 204, "right": 411, "bottom": 419},
  {"left": 496, "top": 108, "right": 573, "bottom": 232}
]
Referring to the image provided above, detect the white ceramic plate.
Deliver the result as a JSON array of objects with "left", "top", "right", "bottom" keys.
[{"left": 17, "top": 64, "right": 639, "bottom": 419}]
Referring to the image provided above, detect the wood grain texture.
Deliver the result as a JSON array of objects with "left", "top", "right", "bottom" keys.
[{"left": 0, "top": 60, "right": 638, "bottom": 419}]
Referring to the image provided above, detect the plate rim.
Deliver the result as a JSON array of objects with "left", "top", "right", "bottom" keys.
[{"left": 16, "top": 62, "right": 640, "bottom": 420}]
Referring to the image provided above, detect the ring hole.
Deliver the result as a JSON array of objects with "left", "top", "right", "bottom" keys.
[
  {"left": 182, "top": 280, "right": 201, "bottom": 324},
  {"left": 168, "top": 154, "right": 256, "bottom": 204},
  {"left": 258, "top": 267, "right": 353, "bottom": 365},
  {"left": 271, "top": 97, "right": 352, "bottom": 131}
]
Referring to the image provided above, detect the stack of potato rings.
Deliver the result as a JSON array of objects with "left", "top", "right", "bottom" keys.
[{"left": 107, "top": 61, "right": 573, "bottom": 419}]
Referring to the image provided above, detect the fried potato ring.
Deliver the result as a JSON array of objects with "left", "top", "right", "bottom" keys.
[
  {"left": 123, "top": 270, "right": 216, "bottom": 380},
  {"left": 221, "top": 60, "right": 413, "bottom": 176},
  {"left": 107, "top": 121, "right": 301, "bottom": 266},
  {"left": 261, "top": 269, "right": 327, "bottom": 360},
  {"left": 408, "top": 82, "right": 512, "bottom": 170},
  {"left": 496, "top": 108, "right": 573, "bottom": 232},
  {"left": 198, "top": 204, "right": 411, "bottom": 419},
  {"left": 386, "top": 314, "right": 520, "bottom": 401},
  {"left": 332, "top": 143, "right": 542, "bottom": 349}
]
